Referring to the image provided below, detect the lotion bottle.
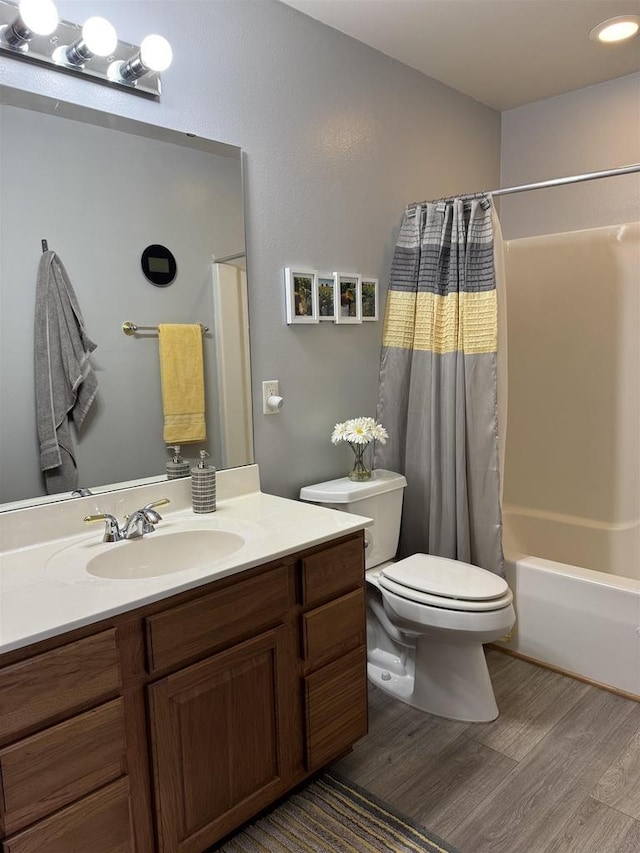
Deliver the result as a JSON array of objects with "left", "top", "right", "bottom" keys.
[
  {"left": 191, "top": 450, "right": 216, "bottom": 513},
  {"left": 166, "top": 445, "right": 190, "bottom": 480}
]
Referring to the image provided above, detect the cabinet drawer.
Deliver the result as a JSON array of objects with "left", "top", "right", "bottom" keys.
[
  {"left": 2, "top": 777, "right": 134, "bottom": 853},
  {"left": 304, "top": 646, "right": 367, "bottom": 770},
  {"left": 301, "top": 589, "right": 365, "bottom": 664},
  {"left": 300, "top": 536, "right": 363, "bottom": 608},
  {"left": 145, "top": 564, "right": 292, "bottom": 672},
  {"left": 0, "top": 630, "right": 121, "bottom": 742},
  {"left": 0, "top": 699, "right": 127, "bottom": 835}
]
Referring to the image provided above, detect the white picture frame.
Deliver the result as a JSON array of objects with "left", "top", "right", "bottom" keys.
[
  {"left": 333, "top": 272, "right": 362, "bottom": 324},
  {"left": 317, "top": 275, "right": 336, "bottom": 321},
  {"left": 360, "top": 278, "right": 379, "bottom": 321},
  {"left": 284, "top": 267, "right": 319, "bottom": 324}
]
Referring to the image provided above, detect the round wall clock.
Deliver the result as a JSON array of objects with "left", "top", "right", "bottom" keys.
[{"left": 141, "top": 244, "right": 177, "bottom": 287}]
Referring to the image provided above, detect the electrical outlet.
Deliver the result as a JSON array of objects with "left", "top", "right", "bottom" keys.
[{"left": 262, "top": 380, "right": 280, "bottom": 414}]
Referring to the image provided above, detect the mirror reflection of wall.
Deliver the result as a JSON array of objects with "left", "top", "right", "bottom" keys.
[{"left": 0, "top": 92, "right": 252, "bottom": 506}]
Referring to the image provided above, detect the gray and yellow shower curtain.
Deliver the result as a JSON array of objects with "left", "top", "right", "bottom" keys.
[{"left": 375, "top": 196, "right": 504, "bottom": 576}]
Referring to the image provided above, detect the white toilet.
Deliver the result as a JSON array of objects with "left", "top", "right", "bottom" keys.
[{"left": 300, "top": 469, "right": 515, "bottom": 722}]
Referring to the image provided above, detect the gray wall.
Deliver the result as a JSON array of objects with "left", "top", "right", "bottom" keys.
[
  {"left": 0, "top": 0, "right": 501, "bottom": 500},
  {"left": 500, "top": 72, "right": 640, "bottom": 239}
]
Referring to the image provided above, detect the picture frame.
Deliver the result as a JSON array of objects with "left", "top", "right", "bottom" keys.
[
  {"left": 333, "top": 272, "right": 362, "bottom": 324},
  {"left": 360, "top": 278, "right": 379, "bottom": 321},
  {"left": 317, "top": 275, "right": 336, "bottom": 321},
  {"left": 284, "top": 267, "right": 319, "bottom": 324}
]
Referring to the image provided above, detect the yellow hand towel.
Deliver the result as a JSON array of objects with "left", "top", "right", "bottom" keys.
[{"left": 158, "top": 324, "right": 206, "bottom": 443}]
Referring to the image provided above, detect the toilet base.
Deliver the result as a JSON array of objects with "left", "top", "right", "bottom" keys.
[
  {"left": 368, "top": 661, "right": 416, "bottom": 703},
  {"left": 368, "top": 637, "right": 499, "bottom": 723}
]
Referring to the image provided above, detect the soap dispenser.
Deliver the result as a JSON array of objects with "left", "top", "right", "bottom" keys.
[
  {"left": 166, "top": 445, "right": 190, "bottom": 480},
  {"left": 191, "top": 450, "right": 216, "bottom": 513}
]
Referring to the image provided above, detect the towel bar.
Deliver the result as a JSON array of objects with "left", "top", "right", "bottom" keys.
[{"left": 122, "top": 321, "right": 209, "bottom": 336}]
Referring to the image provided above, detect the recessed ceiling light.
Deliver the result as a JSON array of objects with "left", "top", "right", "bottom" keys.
[{"left": 590, "top": 15, "right": 640, "bottom": 43}]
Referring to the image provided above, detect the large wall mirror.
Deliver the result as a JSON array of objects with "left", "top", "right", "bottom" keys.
[{"left": 0, "top": 86, "right": 253, "bottom": 510}]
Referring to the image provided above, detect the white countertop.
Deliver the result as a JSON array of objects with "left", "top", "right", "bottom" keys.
[{"left": 0, "top": 466, "right": 371, "bottom": 654}]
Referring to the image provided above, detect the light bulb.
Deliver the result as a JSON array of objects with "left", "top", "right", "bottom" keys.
[
  {"left": 18, "top": 0, "right": 58, "bottom": 35},
  {"left": 109, "top": 32, "right": 173, "bottom": 84},
  {"left": 590, "top": 16, "right": 640, "bottom": 43},
  {"left": 82, "top": 17, "right": 117, "bottom": 57},
  {"left": 598, "top": 20, "right": 639, "bottom": 41},
  {"left": 140, "top": 34, "right": 172, "bottom": 72}
]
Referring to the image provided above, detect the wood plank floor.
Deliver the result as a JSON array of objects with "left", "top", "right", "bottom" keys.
[{"left": 333, "top": 650, "right": 640, "bottom": 853}]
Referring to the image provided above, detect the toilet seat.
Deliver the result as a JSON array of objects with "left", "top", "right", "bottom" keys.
[
  {"left": 378, "top": 575, "right": 513, "bottom": 612},
  {"left": 379, "top": 554, "right": 512, "bottom": 613}
]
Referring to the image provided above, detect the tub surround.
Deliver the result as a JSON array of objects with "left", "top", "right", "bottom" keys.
[
  {"left": 504, "top": 503, "right": 640, "bottom": 581},
  {"left": 500, "top": 222, "right": 640, "bottom": 699},
  {"left": 0, "top": 464, "right": 371, "bottom": 654},
  {"left": 0, "top": 465, "right": 371, "bottom": 852}
]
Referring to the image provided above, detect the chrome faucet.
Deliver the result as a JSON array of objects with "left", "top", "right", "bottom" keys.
[
  {"left": 84, "top": 499, "right": 170, "bottom": 542},
  {"left": 120, "top": 509, "right": 154, "bottom": 540}
]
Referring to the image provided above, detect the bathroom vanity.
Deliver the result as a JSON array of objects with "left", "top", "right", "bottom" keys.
[{"left": 0, "top": 468, "right": 370, "bottom": 853}]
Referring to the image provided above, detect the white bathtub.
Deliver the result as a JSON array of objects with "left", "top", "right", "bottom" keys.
[{"left": 499, "top": 508, "right": 640, "bottom": 698}]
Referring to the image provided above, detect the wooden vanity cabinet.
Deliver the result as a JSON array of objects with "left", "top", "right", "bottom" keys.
[{"left": 0, "top": 531, "right": 367, "bottom": 853}]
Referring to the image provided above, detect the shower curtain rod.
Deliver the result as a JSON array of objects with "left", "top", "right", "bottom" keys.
[{"left": 411, "top": 162, "right": 640, "bottom": 206}]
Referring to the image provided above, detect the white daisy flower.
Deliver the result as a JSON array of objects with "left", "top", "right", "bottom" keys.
[
  {"left": 331, "top": 416, "right": 388, "bottom": 446},
  {"left": 346, "top": 418, "right": 373, "bottom": 444},
  {"left": 371, "top": 423, "right": 388, "bottom": 444},
  {"left": 331, "top": 421, "right": 350, "bottom": 444}
]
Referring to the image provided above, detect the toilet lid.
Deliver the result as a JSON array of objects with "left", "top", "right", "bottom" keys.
[
  {"left": 378, "top": 575, "right": 513, "bottom": 612},
  {"left": 380, "top": 554, "right": 509, "bottom": 601}
]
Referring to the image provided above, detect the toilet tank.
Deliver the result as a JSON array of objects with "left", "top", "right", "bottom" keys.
[{"left": 299, "top": 470, "right": 407, "bottom": 569}]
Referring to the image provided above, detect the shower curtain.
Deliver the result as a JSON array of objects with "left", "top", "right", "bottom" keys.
[{"left": 375, "top": 196, "right": 504, "bottom": 576}]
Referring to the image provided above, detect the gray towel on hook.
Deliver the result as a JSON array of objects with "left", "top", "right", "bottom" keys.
[{"left": 34, "top": 251, "right": 98, "bottom": 493}]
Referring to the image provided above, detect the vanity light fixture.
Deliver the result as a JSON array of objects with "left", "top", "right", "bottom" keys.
[
  {"left": 590, "top": 15, "right": 640, "bottom": 43},
  {"left": 0, "top": 0, "right": 172, "bottom": 99}
]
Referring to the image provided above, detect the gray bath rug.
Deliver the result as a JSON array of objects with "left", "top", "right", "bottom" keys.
[{"left": 212, "top": 771, "right": 460, "bottom": 852}]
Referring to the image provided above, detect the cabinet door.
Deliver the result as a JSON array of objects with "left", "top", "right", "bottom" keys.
[{"left": 148, "top": 625, "right": 293, "bottom": 853}]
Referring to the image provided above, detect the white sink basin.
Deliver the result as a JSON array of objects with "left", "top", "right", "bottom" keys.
[
  {"left": 46, "top": 525, "right": 249, "bottom": 583},
  {"left": 86, "top": 530, "right": 246, "bottom": 580}
]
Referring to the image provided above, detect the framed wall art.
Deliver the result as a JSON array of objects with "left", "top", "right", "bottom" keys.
[
  {"left": 333, "top": 272, "right": 361, "bottom": 324},
  {"left": 317, "top": 275, "right": 336, "bottom": 320},
  {"left": 284, "top": 267, "right": 319, "bottom": 324},
  {"left": 360, "top": 278, "right": 379, "bottom": 321}
]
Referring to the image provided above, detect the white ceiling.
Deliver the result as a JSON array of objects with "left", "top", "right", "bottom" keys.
[{"left": 280, "top": 0, "right": 640, "bottom": 110}]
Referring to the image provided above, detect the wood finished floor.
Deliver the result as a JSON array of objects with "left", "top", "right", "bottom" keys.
[{"left": 332, "top": 650, "right": 640, "bottom": 853}]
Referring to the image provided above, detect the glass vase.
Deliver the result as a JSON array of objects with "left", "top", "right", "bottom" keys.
[{"left": 347, "top": 442, "right": 371, "bottom": 481}]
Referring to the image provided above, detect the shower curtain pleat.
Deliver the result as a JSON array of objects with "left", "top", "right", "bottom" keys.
[{"left": 376, "top": 196, "right": 505, "bottom": 575}]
